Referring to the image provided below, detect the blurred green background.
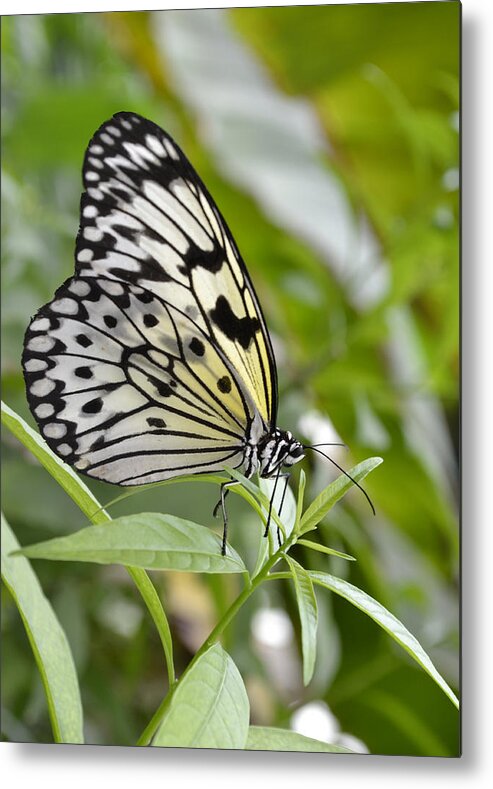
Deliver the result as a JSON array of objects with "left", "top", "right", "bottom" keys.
[{"left": 1, "top": 3, "right": 460, "bottom": 755}]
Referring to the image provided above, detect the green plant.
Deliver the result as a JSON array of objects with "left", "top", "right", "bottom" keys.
[{"left": 1, "top": 400, "right": 458, "bottom": 751}]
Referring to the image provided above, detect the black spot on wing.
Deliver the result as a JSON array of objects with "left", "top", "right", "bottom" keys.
[
  {"left": 82, "top": 397, "right": 103, "bottom": 414},
  {"left": 147, "top": 417, "right": 167, "bottom": 428},
  {"left": 76, "top": 333, "right": 93, "bottom": 348},
  {"left": 189, "top": 337, "right": 205, "bottom": 357},
  {"left": 135, "top": 290, "right": 154, "bottom": 304},
  {"left": 209, "top": 296, "right": 260, "bottom": 350},
  {"left": 156, "top": 382, "right": 172, "bottom": 398},
  {"left": 178, "top": 244, "right": 223, "bottom": 275},
  {"left": 107, "top": 258, "right": 172, "bottom": 285},
  {"left": 112, "top": 290, "right": 131, "bottom": 310},
  {"left": 217, "top": 376, "right": 232, "bottom": 394},
  {"left": 144, "top": 225, "right": 167, "bottom": 244},
  {"left": 143, "top": 313, "right": 158, "bottom": 328},
  {"left": 112, "top": 223, "right": 137, "bottom": 242},
  {"left": 75, "top": 366, "right": 93, "bottom": 380}
]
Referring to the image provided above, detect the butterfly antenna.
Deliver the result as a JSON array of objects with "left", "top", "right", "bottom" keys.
[{"left": 304, "top": 445, "right": 376, "bottom": 516}]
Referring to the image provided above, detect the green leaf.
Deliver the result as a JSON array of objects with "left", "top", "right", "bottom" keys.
[
  {"left": 260, "top": 474, "right": 297, "bottom": 539},
  {"left": 246, "top": 725, "right": 353, "bottom": 753},
  {"left": 1, "top": 513, "right": 83, "bottom": 744},
  {"left": 251, "top": 521, "right": 271, "bottom": 579},
  {"left": 297, "top": 539, "right": 356, "bottom": 561},
  {"left": 310, "top": 571, "right": 459, "bottom": 709},
  {"left": 286, "top": 556, "right": 318, "bottom": 686},
  {"left": 300, "top": 457, "right": 383, "bottom": 533},
  {"left": 295, "top": 469, "right": 306, "bottom": 531},
  {"left": 16, "top": 513, "right": 247, "bottom": 573},
  {"left": 1, "top": 401, "right": 108, "bottom": 525},
  {"left": 223, "top": 464, "right": 297, "bottom": 578},
  {"left": 153, "top": 643, "right": 250, "bottom": 749},
  {"left": 100, "top": 471, "right": 272, "bottom": 523},
  {"left": 223, "top": 464, "right": 271, "bottom": 509},
  {"left": 2, "top": 401, "right": 175, "bottom": 687}
]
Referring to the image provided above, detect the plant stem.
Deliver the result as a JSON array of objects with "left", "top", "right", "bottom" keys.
[
  {"left": 137, "top": 536, "right": 296, "bottom": 746},
  {"left": 136, "top": 688, "right": 174, "bottom": 747},
  {"left": 264, "top": 571, "right": 292, "bottom": 581}
]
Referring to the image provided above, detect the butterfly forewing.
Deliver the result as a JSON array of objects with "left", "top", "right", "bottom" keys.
[
  {"left": 77, "top": 112, "right": 276, "bottom": 426},
  {"left": 22, "top": 112, "right": 278, "bottom": 485}
]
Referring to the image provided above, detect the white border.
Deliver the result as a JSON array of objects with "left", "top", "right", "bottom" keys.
[{"left": 2, "top": 0, "right": 492, "bottom": 786}]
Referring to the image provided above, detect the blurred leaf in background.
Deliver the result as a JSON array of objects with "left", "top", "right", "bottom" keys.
[{"left": 1, "top": 2, "right": 459, "bottom": 755}]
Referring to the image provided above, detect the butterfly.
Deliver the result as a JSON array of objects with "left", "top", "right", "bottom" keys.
[{"left": 22, "top": 111, "right": 307, "bottom": 552}]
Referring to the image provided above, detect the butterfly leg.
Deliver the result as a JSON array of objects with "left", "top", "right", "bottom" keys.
[
  {"left": 276, "top": 473, "right": 291, "bottom": 548},
  {"left": 213, "top": 480, "right": 240, "bottom": 555}
]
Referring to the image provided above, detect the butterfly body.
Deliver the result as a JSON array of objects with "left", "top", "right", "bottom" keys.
[
  {"left": 22, "top": 112, "right": 304, "bottom": 500},
  {"left": 256, "top": 428, "right": 304, "bottom": 478}
]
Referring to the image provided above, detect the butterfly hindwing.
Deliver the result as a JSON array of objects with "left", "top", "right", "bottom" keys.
[{"left": 23, "top": 275, "right": 247, "bottom": 485}]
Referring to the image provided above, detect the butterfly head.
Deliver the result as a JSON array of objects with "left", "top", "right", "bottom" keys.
[{"left": 258, "top": 428, "right": 305, "bottom": 478}]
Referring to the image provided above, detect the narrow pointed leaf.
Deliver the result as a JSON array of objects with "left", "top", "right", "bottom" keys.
[
  {"left": 223, "top": 464, "right": 266, "bottom": 503},
  {"left": 251, "top": 522, "right": 271, "bottom": 579},
  {"left": 15, "top": 513, "right": 246, "bottom": 573},
  {"left": 295, "top": 469, "right": 306, "bottom": 531},
  {"left": 300, "top": 457, "right": 383, "bottom": 533},
  {"left": 287, "top": 556, "right": 318, "bottom": 686},
  {"left": 1, "top": 400, "right": 108, "bottom": 524},
  {"left": 246, "top": 726, "right": 353, "bottom": 753},
  {"left": 1, "top": 513, "right": 83, "bottom": 743},
  {"left": 153, "top": 644, "right": 249, "bottom": 749},
  {"left": 310, "top": 571, "right": 459, "bottom": 709},
  {"left": 2, "top": 402, "right": 175, "bottom": 685},
  {"left": 297, "top": 539, "right": 356, "bottom": 561},
  {"left": 260, "top": 474, "right": 297, "bottom": 538}
]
